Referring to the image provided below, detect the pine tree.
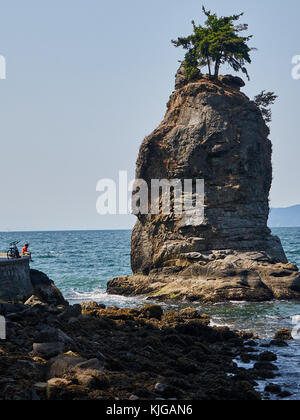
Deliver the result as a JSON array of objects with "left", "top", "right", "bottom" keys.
[
  {"left": 254, "top": 91, "right": 278, "bottom": 124},
  {"left": 172, "top": 6, "right": 254, "bottom": 80}
]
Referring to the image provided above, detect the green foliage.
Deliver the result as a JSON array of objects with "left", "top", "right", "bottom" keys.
[
  {"left": 172, "top": 6, "right": 254, "bottom": 80},
  {"left": 254, "top": 91, "right": 278, "bottom": 124}
]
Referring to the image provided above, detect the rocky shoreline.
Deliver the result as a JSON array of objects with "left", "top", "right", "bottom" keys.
[
  {"left": 0, "top": 273, "right": 293, "bottom": 400},
  {"left": 107, "top": 253, "right": 300, "bottom": 303}
]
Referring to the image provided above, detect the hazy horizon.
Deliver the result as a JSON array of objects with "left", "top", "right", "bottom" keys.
[{"left": 0, "top": 0, "right": 299, "bottom": 231}]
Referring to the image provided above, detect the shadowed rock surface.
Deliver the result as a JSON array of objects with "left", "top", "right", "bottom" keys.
[
  {"left": 0, "top": 264, "right": 68, "bottom": 307},
  {"left": 107, "top": 70, "right": 300, "bottom": 303},
  {"left": 0, "top": 300, "right": 276, "bottom": 400}
]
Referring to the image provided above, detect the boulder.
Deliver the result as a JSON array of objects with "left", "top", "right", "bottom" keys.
[
  {"left": 34, "top": 327, "right": 75, "bottom": 346},
  {"left": 30, "top": 270, "right": 68, "bottom": 307},
  {"left": 46, "top": 354, "right": 86, "bottom": 379},
  {"left": 259, "top": 351, "right": 277, "bottom": 362},
  {"left": 219, "top": 74, "right": 246, "bottom": 89},
  {"left": 31, "top": 342, "right": 65, "bottom": 359},
  {"left": 265, "top": 383, "right": 282, "bottom": 395}
]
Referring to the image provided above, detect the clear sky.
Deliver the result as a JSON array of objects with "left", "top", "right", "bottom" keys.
[{"left": 0, "top": 0, "right": 299, "bottom": 231}]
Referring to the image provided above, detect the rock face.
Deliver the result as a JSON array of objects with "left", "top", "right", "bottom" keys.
[
  {"left": 30, "top": 270, "right": 68, "bottom": 307},
  {"left": 107, "top": 71, "right": 300, "bottom": 303}
]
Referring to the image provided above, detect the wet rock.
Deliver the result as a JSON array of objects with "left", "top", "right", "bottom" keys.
[
  {"left": 238, "top": 332, "right": 257, "bottom": 340},
  {"left": 240, "top": 354, "right": 252, "bottom": 364},
  {"left": 259, "top": 351, "right": 277, "bottom": 362},
  {"left": 279, "top": 390, "right": 293, "bottom": 398},
  {"left": 270, "top": 339, "right": 289, "bottom": 347},
  {"left": 252, "top": 369, "right": 276, "bottom": 380},
  {"left": 254, "top": 362, "right": 278, "bottom": 371},
  {"left": 274, "top": 328, "right": 293, "bottom": 341},
  {"left": 245, "top": 340, "right": 258, "bottom": 347},
  {"left": 265, "top": 383, "right": 282, "bottom": 395},
  {"left": 79, "top": 301, "right": 106, "bottom": 314},
  {"left": 179, "top": 308, "right": 209, "bottom": 323}
]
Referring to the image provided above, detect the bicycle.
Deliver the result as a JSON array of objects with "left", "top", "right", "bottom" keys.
[{"left": 7, "top": 241, "right": 20, "bottom": 259}]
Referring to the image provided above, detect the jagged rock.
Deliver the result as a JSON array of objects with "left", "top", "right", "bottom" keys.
[
  {"left": 30, "top": 270, "right": 68, "bottom": 307},
  {"left": 107, "top": 71, "right": 300, "bottom": 303},
  {"left": 25, "top": 295, "right": 48, "bottom": 308}
]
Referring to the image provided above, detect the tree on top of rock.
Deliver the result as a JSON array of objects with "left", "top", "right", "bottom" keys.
[{"left": 172, "top": 6, "right": 254, "bottom": 80}]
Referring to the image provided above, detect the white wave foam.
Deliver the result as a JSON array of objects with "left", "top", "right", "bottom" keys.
[{"left": 65, "top": 287, "right": 148, "bottom": 308}]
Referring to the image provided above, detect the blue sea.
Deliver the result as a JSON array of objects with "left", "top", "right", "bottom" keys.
[{"left": 1, "top": 227, "right": 300, "bottom": 399}]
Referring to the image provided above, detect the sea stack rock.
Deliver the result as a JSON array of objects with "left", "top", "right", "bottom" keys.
[{"left": 107, "top": 70, "right": 300, "bottom": 303}]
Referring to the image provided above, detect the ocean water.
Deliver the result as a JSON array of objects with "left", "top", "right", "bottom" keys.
[{"left": 0, "top": 227, "right": 300, "bottom": 399}]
